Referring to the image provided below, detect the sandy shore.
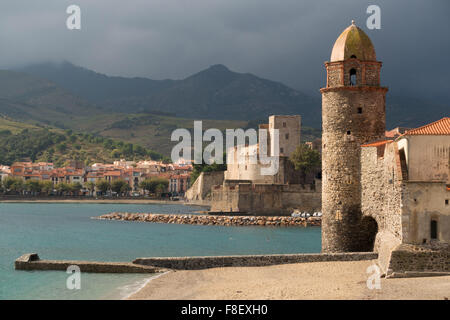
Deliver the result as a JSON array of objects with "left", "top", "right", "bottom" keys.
[{"left": 128, "top": 260, "right": 450, "bottom": 300}]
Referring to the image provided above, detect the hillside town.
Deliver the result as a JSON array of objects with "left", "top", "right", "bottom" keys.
[{"left": 0, "top": 159, "right": 192, "bottom": 196}]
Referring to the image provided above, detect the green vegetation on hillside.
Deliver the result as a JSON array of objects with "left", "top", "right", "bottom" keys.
[{"left": 0, "top": 127, "right": 165, "bottom": 166}]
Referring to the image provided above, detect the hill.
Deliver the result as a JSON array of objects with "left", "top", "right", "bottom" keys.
[{"left": 0, "top": 125, "right": 165, "bottom": 166}]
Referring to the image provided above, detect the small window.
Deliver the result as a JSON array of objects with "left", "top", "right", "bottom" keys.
[
  {"left": 350, "top": 55, "right": 357, "bottom": 59},
  {"left": 446, "top": 199, "right": 449, "bottom": 205},
  {"left": 347, "top": 131, "right": 351, "bottom": 135},
  {"left": 357, "top": 107, "right": 362, "bottom": 114},
  {"left": 280, "top": 147, "right": 284, "bottom": 154},
  {"left": 430, "top": 220, "right": 438, "bottom": 240},
  {"left": 285, "top": 133, "right": 289, "bottom": 139}
]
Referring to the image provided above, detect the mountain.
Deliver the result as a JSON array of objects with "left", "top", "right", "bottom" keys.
[
  {"left": 0, "top": 70, "right": 100, "bottom": 127},
  {"left": 16, "top": 62, "right": 449, "bottom": 131},
  {"left": 4, "top": 61, "right": 448, "bottom": 153},
  {"left": 16, "top": 62, "right": 322, "bottom": 127},
  {"left": 16, "top": 61, "right": 175, "bottom": 106},
  {"left": 385, "top": 94, "right": 449, "bottom": 130}
]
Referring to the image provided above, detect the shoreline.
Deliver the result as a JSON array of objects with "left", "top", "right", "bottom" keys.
[
  {"left": 120, "top": 271, "right": 171, "bottom": 300},
  {"left": 127, "top": 260, "right": 450, "bottom": 300},
  {"left": 0, "top": 199, "right": 197, "bottom": 205}
]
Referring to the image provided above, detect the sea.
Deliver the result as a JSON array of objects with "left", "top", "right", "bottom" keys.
[{"left": 0, "top": 203, "right": 321, "bottom": 299}]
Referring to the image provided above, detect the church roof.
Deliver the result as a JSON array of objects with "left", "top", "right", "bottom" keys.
[
  {"left": 330, "top": 21, "right": 377, "bottom": 62},
  {"left": 403, "top": 117, "right": 450, "bottom": 135}
]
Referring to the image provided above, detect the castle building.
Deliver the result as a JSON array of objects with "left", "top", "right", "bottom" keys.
[
  {"left": 225, "top": 115, "right": 301, "bottom": 184},
  {"left": 205, "top": 115, "right": 322, "bottom": 215},
  {"left": 321, "top": 21, "right": 388, "bottom": 252}
]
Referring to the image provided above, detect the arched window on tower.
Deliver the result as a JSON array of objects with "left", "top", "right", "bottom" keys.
[{"left": 349, "top": 68, "right": 357, "bottom": 86}]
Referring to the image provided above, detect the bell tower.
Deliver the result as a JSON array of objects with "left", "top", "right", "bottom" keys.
[{"left": 321, "top": 21, "right": 388, "bottom": 252}]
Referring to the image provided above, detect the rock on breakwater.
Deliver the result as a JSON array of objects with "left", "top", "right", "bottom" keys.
[{"left": 95, "top": 212, "right": 322, "bottom": 227}]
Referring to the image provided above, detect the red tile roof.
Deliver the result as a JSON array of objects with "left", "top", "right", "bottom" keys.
[
  {"left": 104, "top": 171, "right": 121, "bottom": 176},
  {"left": 404, "top": 117, "right": 450, "bottom": 135},
  {"left": 361, "top": 140, "right": 393, "bottom": 147}
]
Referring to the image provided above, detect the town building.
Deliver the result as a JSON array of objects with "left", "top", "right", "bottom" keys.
[{"left": 2, "top": 159, "right": 192, "bottom": 196}]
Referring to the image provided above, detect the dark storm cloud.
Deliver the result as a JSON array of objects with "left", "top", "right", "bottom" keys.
[{"left": 0, "top": 0, "right": 448, "bottom": 101}]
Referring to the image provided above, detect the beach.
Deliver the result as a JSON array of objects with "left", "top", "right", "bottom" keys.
[{"left": 128, "top": 260, "right": 450, "bottom": 300}]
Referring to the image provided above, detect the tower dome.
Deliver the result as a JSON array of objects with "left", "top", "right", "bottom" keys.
[{"left": 330, "top": 21, "right": 376, "bottom": 62}]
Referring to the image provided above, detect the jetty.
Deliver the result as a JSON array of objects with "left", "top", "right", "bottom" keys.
[
  {"left": 95, "top": 212, "right": 322, "bottom": 227},
  {"left": 15, "top": 252, "right": 378, "bottom": 272},
  {"left": 15, "top": 253, "right": 164, "bottom": 274}
]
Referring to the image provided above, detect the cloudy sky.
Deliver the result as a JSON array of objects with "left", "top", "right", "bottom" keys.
[{"left": 0, "top": 0, "right": 448, "bottom": 101}]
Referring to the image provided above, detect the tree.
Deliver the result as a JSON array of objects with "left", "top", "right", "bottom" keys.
[
  {"left": 70, "top": 182, "right": 83, "bottom": 195},
  {"left": 289, "top": 144, "right": 321, "bottom": 181},
  {"left": 85, "top": 181, "right": 96, "bottom": 196},
  {"left": 3, "top": 177, "right": 18, "bottom": 192},
  {"left": 120, "top": 183, "right": 132, "bottom": 195},
  {"left": 24, "top": 180, "right": 42, "bottom": 195},
  {"left": 111, "top": 149, "right": 121, "bottom": 158},
  {"left": 2, "top": 177, "right": 23, "bottom": 194},
  {"left": 111, "top": 179, "right": 128, "bottom": 195},
  {"left": 57, "top": 182, "right": 71, "bottom": 195},
  {"left": 56, "top": 143, "right": 67, "bottom": 152},
  {"left": 96, "top": 179, "right": 110, "bottom": 195},
  {"left": 139, "top": 177, "right": 169, "bottom": 196},
  {"left": 41, "top": 181, "right": 54, "bottom": 195}
]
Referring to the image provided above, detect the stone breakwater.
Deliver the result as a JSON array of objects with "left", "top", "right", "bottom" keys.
[{"left": 96, "top": 212, "right": 322, "bottom": 227}]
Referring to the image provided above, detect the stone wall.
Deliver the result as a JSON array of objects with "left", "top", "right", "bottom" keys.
[
  {"left": 133, "top": 252, "right": 378, "bottom": 270},
  {"left": 361, "top": 141, "right": 450, "bottom": 245},
  {"left": 387, "top": 243, "right": 450, "bottom": 276},
  {"left": 269, "top": 115, "right": 301, "bottom": 158},
  {"left": 210, "top": 181, "right": 321, "bottom": 215},
  {"left": 185, "top": 171, "right": 224, "bottom": 204},
  {"left": 361, "top": 142, "right": 403, "bottom": 241},
  {"left": 361, "top": 139, "right": 450, "bottom": 272}
]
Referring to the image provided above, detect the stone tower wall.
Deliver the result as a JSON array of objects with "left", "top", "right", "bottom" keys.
[
  {"left": 269, "top": 115, "right": 301, "bottom": 157},
  {"left": 326, "top": 60, "right": 382, "bottom": 87},
  {"left": 321, "top": 86, "right": 387, "bottom": 252}
]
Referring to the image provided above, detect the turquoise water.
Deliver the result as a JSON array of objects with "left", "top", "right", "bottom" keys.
[{"left": 0, "top": 203, "right": 321, "bottom": 299}]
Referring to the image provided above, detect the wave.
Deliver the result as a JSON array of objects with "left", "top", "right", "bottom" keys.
[{"left": 118, "top": 271, "right": 170, "bottom": 300}]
